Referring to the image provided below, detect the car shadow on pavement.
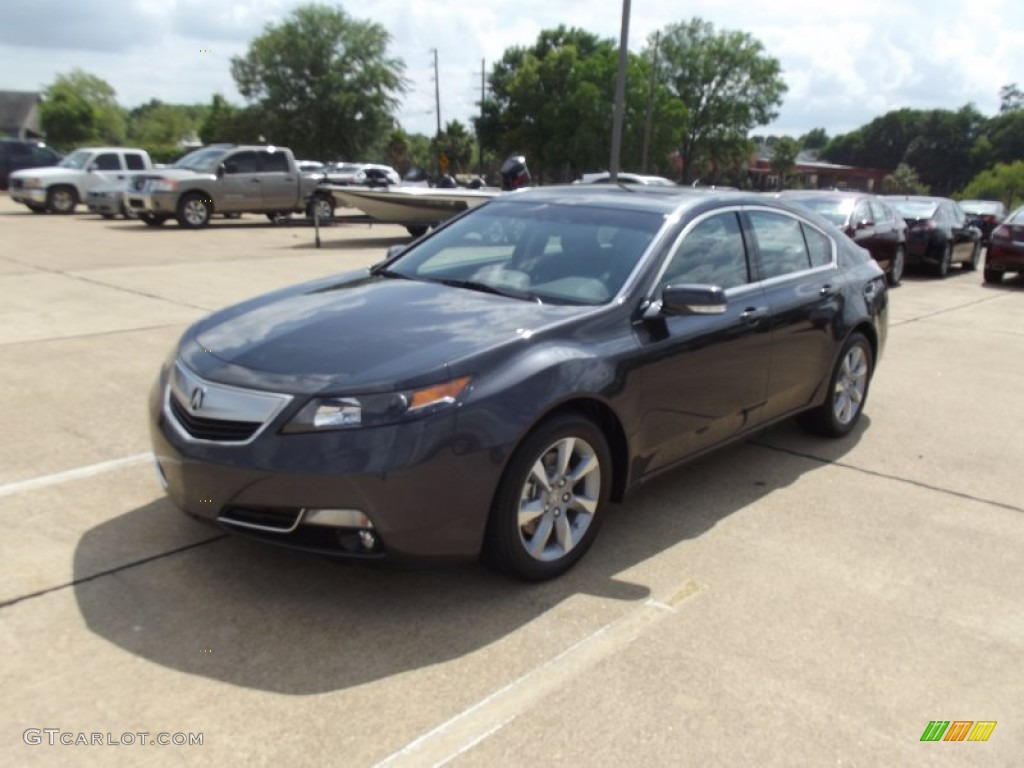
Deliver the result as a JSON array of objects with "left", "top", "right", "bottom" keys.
[{"left": 72, "top": 420, "right": 866, "bottom": 695}]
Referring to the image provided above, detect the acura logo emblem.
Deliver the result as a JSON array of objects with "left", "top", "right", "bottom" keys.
[{"left": 189, "top": 387, "right": 205, "bottom": 411}]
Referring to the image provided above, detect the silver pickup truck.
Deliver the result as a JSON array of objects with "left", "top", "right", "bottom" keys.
[{"left": 125, "top": 144, "right": 334, "bottom": 228}]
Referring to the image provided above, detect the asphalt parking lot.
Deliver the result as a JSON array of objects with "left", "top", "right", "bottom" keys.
[{"left": 1, "top": 195, "right": 1022, "bottom": 767}]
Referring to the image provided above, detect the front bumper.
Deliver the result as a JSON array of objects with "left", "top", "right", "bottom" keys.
[
  {"left": 148, "top": 368, "right": 499, "bottom": 562},
  {"left": 86, "top": 193, "right": 123, "bottom": 215},
  {"left": 125, "top": 190, "right": 178, "bottom": 215},
  {"left": 10, "top": 187, "right": 46, "bottom": 204}
]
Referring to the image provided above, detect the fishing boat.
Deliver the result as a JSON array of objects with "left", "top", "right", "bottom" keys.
[{"left": 325, "top": 185, "right": 501, "bottom": 236}]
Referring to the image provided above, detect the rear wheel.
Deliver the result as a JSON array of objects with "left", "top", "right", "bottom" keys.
[
  {"left": 933, "top": 241, "right": 952, "bottom": 277},
  {"left": 962, "top": 241, "right": 980, "bottom": 271},
  {"left": 798, "top": 332, "right": 873, "bottom": 438},
  {"left": 307, "top": 195, "right": 334, "bottom": 221},
  {"left": 983, "top": 268, "right": 1003, "bottom": 284},
  {"left": 46, "top": 186, "right": 77, "bottom": 214},
  {"left": 177, "top": 193, "right": 212, "bottom": 228},
  {"left": 483, "top": 412, "right": 611, "bottom": 581},
  {"left": 887, "top": 245, "right": 905, "bottom": 286}
]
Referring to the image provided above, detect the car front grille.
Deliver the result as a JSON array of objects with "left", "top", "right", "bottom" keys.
[
  {"left": 169, "top": 393, "right": 261, "bottom": 441},
  {"left": 11, "top": 179, "right": 23, "bottom": 189}
]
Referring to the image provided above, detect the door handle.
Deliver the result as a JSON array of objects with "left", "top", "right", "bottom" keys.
[
  {"left": 819, "top": 284, "right": 838, "bottom": 298},
  {"left": 740, "top": 306, "right": 769, "bottom": 325}
]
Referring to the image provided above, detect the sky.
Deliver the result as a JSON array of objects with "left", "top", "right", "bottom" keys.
[{"left": 0, "top": 0, "right": 1020, "bottom": 145}]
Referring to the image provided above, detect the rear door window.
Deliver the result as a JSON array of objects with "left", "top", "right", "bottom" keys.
[
  {"left": 747, "top": 211, "right": 813, "bottom": 279},
  {"left": 124, "top": 153, "right": 146, "bottom": 171},
  {"left": 260, "top": 151, "right": 289, "bottom": 173}
]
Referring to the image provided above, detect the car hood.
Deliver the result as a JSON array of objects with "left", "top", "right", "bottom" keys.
[
  {"left": 11, "top": 166, "right": 84, "bottom": 179},
  {"left": 183, "top": 271, "right": 586, "bottom": 394}
]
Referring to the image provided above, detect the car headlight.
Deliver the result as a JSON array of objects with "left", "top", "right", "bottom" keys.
[
  {"left": 23, "top": 177, "right": 43, "bottom": 188},
  {"left": 282, "top": 376, "right": 471, "bottom": 433},
  {"left": 150, "top": 179, "right": 178, "bottom": 192}
]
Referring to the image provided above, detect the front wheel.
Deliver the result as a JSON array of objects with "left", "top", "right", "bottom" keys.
[
  {"left": 46, "top": 186, "right": 77, "bottom": 214},
  {"left": 887, "top": 245, "right": 905, "bottom": 286},
  {"left": 483, "top": 412, "right": 611, "bottom": 581},
  {"left": 177, "top": 193, "right": 212, "bottom": 228},
  {"left": 983, "top": 268, "right": 1003, "bottom": 285},
  {"left": 798, "top": 332, "right": 873, "bottom": 438},
  {"left": 139, "top": 213, "right": 169, "bottom": 227}
]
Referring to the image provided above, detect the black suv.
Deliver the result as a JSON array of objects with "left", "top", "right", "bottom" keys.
[{"left": 0, "top": 138, "right": 62, "bottom": 190}]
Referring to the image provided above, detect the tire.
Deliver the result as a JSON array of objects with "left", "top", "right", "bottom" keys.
[
  {"left": 962, "top": 241, "right": 980, "bottom": 271},
  {"left": 797, "top": 332, "right": 873, "bottom": 438},
  {"left": 483, "top": 411, "right": 612, "bottom": 581},
  {"left": 46, "top": 186, "right": 77, "bottom": 214},
  {"left": 177, "top": 193, "right": 212, "bottom": 228},
  {"left": 139, "top": 213, "right": 169, "bottom": 227},
  {"left": 306, "top": 195, "right": 334, "bottom": 222},
  {"left": 406, "top": 225, "right": 428, "bottom": 237},
  {"left": 933, "top": 241, "right": 952, "bottom": 277},
  {"left": 887, "top": 245, "right": 904, "bottom": 286},
  {"left": 983, "top": 268, "right": 1003, "bottom": 285}
]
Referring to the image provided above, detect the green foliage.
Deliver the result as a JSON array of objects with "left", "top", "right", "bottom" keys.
[
  {"left": 961, "top": 161, "right": 1024, "bottom": 210},
  {"left": 770, "top": 136, "right": 800, "bottom": 187},
  {"left": 653, "top": 18, "right": 786, "bottom": 183},
  {"left": 981, "top": 110, "right": 1024, "bottom": 168},
  {"left": 40, "top": 69, "right": 126, "bottom": 148},
  {"left": 822, "top": 108, "right": 924, "bottom": 169},
  {"left": 229, "top": 3, "right": 406, "bottom": 160},
  {"left": 476, "top": 26, "right": 685, "bottom": 182},
  {"left": 799, "top": 127, "right": 829, "bottom": 150},
  {"left": 432, "top": 120, "right": 475, "bottom": 175},
  {"left": 881, "top": 163, "right": 929, "bottom": 195},
  {"left": 127, "top": 99, "right": 206, "bottom": 146},
  {"left": 999, "top": 83, "right": 1023, "bottom": 113}
]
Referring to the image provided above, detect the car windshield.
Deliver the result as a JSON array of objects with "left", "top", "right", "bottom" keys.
[
  {"left": 890, "top": 200, "right": 938, "bottom": 219},
  {"left": 787, "top": 197, "right": 854, "bottom": 226},
  {"left": 386, "top": 200, "right": 664, "bottom": 306},
  {"left": 959, "top": 200, "right": 1003, "bottom": 215},
  {"left": 1008, "top": 206, "right": 1024, "bottom": 225},
  {"left": 173, "top": 148, "right": 228, "bottom": 172},
  {"left": 58, "top": 150, "right": 91, "bottom": 170}
]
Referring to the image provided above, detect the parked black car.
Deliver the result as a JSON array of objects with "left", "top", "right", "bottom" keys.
[
  {"left": 150, "top": 186, "right": 888, "bottom": 580},
  {"left": 959, "top": 199, "right": 1007, "bottom": 245},
  {"left": 885, "top": 196, "right": 982, "bottom": 277},
  {"left": 0, "top": 138, "right": 61, "bottom": 190},
  {"left": 779, "top": 190, "right": 908, "bottom": 285}
]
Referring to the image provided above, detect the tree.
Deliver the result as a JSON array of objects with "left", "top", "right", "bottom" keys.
[
  {"left": 902, "top": 105, "right": 987, "bottom": 195},
  {"left": 39, "top": 69, "right": 126, "bottom": 147},
  {"left": 960, "top": 161, "right": 1024, "bottom": 211},
  {"left": 769, "top": 136, "right": 800, "bottom": 188},
  {"left": 999, "top": 83, "right": 1023, "bottom": 113},
  {"left": 881, "top": 163, "right": 928, "bottom": 195},
  {"left": 652, "top": 18, "right": 786, "bottom": 183},
  {"left": 822, "top": 108, "right": 925, "bottom": 169},
  {"left": 476, "top": 26, "right": 685, "bottom": 182},
  {"left": 229, "top": 3, "right": 406, "bottom": 160},
  {"left": 799, "top": 127, "right": 829, "bottom": 150},
  {"left": 432, "top": 120, "right": 475, "bottom": 175},
  {"left": 127, "top": 99, "right": 203, "bottom": 146}
]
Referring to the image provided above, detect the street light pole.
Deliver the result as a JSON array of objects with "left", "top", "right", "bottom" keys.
[{"left": 609, "top": 0, "right": 631, "bottom": 183}]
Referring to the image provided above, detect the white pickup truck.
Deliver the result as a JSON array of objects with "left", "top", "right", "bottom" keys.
[
  {"left": 124, "top": 144, "right": 334, "bottom": 228},
  {"left": 8, "top": 147, "right": 154, "bottom": 214}
]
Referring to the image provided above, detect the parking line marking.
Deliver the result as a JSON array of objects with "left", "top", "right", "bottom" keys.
[
  {"left": 0, "top": 453, "right": 153, "bottom": 499},
  {"left": 373, "top": 580, "right": 706, "bottom": 768}
]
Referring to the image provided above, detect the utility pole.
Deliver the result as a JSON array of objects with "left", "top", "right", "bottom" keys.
[
  {"left": 479, "top": 58, "right": 486, "bottom": 177},
  {"left": 609, "top": 0, "right": 631, "bottom": 182},
  {"left": 641, "top": 31, "right": 660, "bottom": 173},
  {"left": 432, "top": 48, "right": 441, "bottom": 177}
]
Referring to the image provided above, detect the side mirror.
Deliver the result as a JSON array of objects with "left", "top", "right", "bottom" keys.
[
  {"left": 855, "top": 218, "right": 873, "bottom": 230},
  {"left": 660, "top": 284, "right": 727, "bottom": 316},
  {"left": 87, "top": 164, "right": 97, "bottom": 172},
  {"left": 385, "top": 244, "right": 407, "bottom": 260},
  {"left": 217, "top": 164, "right": 226, "bottom": 178}
]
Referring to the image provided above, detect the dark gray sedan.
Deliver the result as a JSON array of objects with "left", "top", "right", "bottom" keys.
[{"left": 150, "top": 186, "right": 888, "bottom": 580}]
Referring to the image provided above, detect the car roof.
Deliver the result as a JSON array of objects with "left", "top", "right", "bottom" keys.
[
  {"left": 778, "top": 190, "right": 870, "bottom": 201},
  {"left": 497, "top": 184, "right": 777, "bottom": 216}
]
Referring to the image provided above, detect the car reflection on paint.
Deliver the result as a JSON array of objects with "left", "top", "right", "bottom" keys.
[{"left": 150, "top": 185, "right": 888, "bottom": 581}]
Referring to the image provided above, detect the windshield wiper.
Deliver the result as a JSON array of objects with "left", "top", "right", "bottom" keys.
[
  {"left": 370, "top": 266, "right": 414, "bottom": 279},
  {"left": 434, "top": 277, "right": 541, "bottom": 303}
]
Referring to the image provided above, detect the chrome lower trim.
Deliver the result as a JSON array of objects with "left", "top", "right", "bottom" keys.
[{"left": 218, "top": 508, "right": 306, "bottom": 534}]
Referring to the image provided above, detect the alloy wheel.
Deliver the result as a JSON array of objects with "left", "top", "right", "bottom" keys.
[
  {"left": 833, "top": 345, "right": 869, "bottom": 426},
  {"left": 517, "top": 436, "right": 601, "bottom": 562}
]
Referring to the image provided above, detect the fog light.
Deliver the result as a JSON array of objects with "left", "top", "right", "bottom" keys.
[
  {"left": 358, "top": 530, "right": 377, "bottom": 550},
  {"left": 303, "top": 508, "right": 372, "bottom": 529}
]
